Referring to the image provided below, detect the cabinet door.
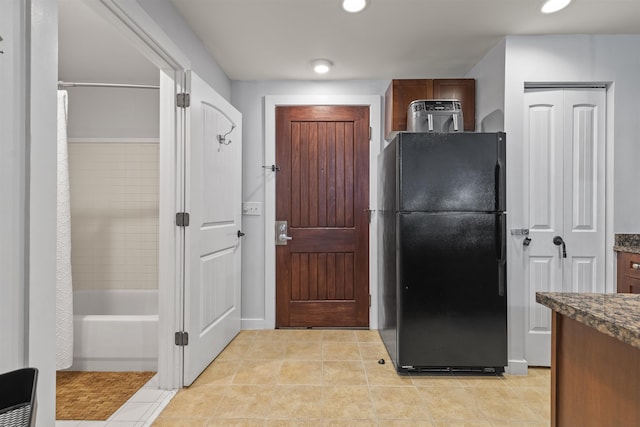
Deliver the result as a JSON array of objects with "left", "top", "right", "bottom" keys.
[
  {"left": 385, "top": 79, "right": 433, "bottom": 137},
  {"left": 433, "top": 79, "right": 476, "bottom": 132}
]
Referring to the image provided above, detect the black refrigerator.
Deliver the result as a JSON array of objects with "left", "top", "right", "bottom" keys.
[{"left": 378, "top": 132, "right": 507, "bottom": 374}]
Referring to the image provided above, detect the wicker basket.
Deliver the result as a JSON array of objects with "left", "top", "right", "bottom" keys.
[{"left": 0, "top": 368, "right": 38, "bottom": 427}]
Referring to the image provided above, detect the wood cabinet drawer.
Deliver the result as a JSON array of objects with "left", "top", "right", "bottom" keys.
[
  {"left": 617, "top": 251, "right": 640, "bottom": 293},
  {"left": 618, "top": 275, "right": 640, "bottom": 294},
  {"left": 618, "top": 252, "right": 640, "bottom": 279},
  {"left": 628, "top": 277, "right": 640, "bottom": 294}
]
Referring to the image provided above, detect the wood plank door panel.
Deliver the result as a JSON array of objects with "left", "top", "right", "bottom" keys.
[{"left": 276, "top": 106, "right": 369, "bottom": 327}]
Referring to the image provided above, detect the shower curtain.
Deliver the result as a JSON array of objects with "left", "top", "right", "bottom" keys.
[{"left": 56, "top": 90, "right": 73, "bottom": 370}]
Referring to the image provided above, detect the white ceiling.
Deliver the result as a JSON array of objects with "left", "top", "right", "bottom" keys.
[
  {"left": 170, "top": 0, "right": 640, "bottom": 80},
  {"left": 59, "top": 0, "right": 640, "bottom": 83}
]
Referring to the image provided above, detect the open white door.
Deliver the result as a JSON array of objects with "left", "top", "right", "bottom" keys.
[
  {"left": 522, "top": 88, "right": 606, "bottom": 366},
  {"left": 183, "top": 71, "right": 242, "bottom": 386}
]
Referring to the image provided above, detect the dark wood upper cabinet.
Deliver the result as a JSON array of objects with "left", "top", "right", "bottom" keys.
[{"left": 385, "top": 78, "right": 476, "bottom": 140}]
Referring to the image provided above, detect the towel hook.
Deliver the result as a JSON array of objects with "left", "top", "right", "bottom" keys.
[{"left": 217, "top": 124, "right": 235, "bottom": 146}]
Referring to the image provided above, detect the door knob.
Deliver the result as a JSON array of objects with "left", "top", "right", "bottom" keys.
[
  {"left": 553, "top": 236, "right": 567, "bottom": 258},
  {"left": 275, "top": 220, "right": 293, "bottom": 245},
  {"left": 279, "top": 233, "right": 293, "bottom": 241}
]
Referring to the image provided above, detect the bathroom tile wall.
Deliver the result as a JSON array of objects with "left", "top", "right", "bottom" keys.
[{"left": 68, "top": 142, "right": 159, "bottom": 290}]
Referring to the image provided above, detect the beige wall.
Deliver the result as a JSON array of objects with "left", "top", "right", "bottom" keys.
[{"left": 69, "top": 141, "right": 159, "bottom": 290}]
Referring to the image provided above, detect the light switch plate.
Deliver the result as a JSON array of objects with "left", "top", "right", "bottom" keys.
[{"left": 242, "top": 202, "right": 262, "bottom": 216}]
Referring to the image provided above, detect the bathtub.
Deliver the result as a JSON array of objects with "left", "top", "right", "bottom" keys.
[{"left": 71, "top": 290, "right": 158, "bottom": 371}]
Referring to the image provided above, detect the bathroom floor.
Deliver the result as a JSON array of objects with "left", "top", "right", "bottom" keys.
[
  {"left": 55, "top": 374, "right": 176, "bottom": 427},
  {"left": 152, "top": 329, "right": 550, "bottom": 426},
  {"left": 56, "top": 371, "right": 156, "bottom": 420}
]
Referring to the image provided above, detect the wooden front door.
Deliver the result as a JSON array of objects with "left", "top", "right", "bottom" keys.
[{"left": 276, "top": 105, "right": 370, "bottom": 327}]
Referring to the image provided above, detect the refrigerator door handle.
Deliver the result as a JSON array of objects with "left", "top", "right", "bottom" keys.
[
  {"left": 496, "top": 215, "right": 506, "bottom": 296},
  {"left": 494, "top": 162, "right": 503, "bottom": 211},
  {"left": 496, "top": 215, "right": 506, "bottom": 263}
]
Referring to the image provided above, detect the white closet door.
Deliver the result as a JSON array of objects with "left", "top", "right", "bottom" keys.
[{"left": 522, "top": 88, "right": 606, "bottom": 367}]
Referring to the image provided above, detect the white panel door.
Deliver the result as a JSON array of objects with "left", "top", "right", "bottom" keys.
[
  {"left": 561, "top": 90, "right": 606, "bottom": 293},
  {"left": 522, "top": 88, "right": 606, "bottom": 367},
  {"left": 523, "top": 89, "right": 564, "bottom": 367},
  {"left": 183, "top": 71, "right": 242, "bottom": 386}
]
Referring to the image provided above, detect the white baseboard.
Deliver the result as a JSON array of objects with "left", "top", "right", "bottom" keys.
[
  {"left": 507, "top": 359, "right": 529, "bottom": 375},
  {"left": 241, "top": 318, "right": 267, "bottom": 330}
]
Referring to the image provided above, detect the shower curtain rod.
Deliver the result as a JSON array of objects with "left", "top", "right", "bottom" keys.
[{"left": 57, "top": 81, "right": 159, "bottom": 90}]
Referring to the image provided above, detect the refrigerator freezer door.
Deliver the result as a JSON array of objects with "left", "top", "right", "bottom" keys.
[
  {"left": 397, "top": 212, "right": 507, "bottom": 370},
  {"left": 397, "top": 132, "right": 506, "bottom": 213}
]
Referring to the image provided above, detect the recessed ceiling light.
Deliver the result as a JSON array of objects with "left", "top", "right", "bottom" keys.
[
  {"left": 311, "top": 59, "right": 333, "bottom": 74},
  {"left": 342, "top": 0, "right": 367, "bottom": 13},
  {"left": 541, "top": 0, "right": 572, "bottom": 14}
]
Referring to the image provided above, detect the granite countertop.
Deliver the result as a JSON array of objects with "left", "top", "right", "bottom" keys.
[
  {"left": 614, "top": 233, "right": 640, "bottom": 254},
  {"left": 536, "top": 292, "right": 640, "bottom": 350}
]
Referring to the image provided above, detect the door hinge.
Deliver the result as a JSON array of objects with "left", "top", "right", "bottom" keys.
[
  {"left": 176, "top": 212, "right": 190, "bottom": 227},
  {"left": 177, "top": 93, "right": 190, "bottom": 108},
  {"left": 369, "top": 294, "right": 372, "bottom": 307},
  {"left": 369, "top": 126, "right": 372, "bottom": 141},
  {"left": 175, "top": 331, "right": 189, "bottom": 346}
]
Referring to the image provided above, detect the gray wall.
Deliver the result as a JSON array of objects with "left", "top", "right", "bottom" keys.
[
  {"left": 63, "top": 88, "right": 159, "bottom": 139},
  {"left": 58, "top": 0, "right": 160, "bottom": 138},
  {"left": 467, "top": 39, "right": 506, "bottom": 132},
  {"left": 231, "top": 80, "right": 388, "bottom": 323},
  {"left": 138, "top": 0, "right": 231, "bottom": 100},
  {"left": 503, "top": 35, "right": 640, "bottom": 234}
]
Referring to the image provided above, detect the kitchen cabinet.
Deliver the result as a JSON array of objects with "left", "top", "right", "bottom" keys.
[
  {"left": 384, "top": 79, "right": 476, "bottom": 140},
  {"left": 537, "top": 292, "right": 640, "bottom": 427},
  {"left": 616, "top": 251, "right": 640, "bottom": 293}
]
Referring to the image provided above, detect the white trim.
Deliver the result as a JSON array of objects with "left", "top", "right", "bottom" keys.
[
  {"left": 68, "top": 137, "right": 160, "bottom": 144},
  {"left": 158, "top": 70, "right": 185, "bottom": 391},
  {"left": 87, "top": 0, "right": 190, "bottom": 71},
  {"left": 0, "top": 0, "right": 27, "bottom": 373},
  {"left": 264, "top": 95, "right": 382, "bottom": 330},
  {"left": 524, "top": 82, "right": 608, "bottom": 89},
  {"left": 29, "top": 1, "right": 58, "bottom": 422},
  {"left": 506, "top": 359, "right": 529, "bottom": 375},
  {"left": 515, "top": 83, "right": 614, "bottom": 370},
  {"left": 605, "top": 83, "right": 615, "bottom": 293},
  {"left": 88, "top": 0, "right": 188, "bottom": 390},
  {"left": 242, "top": 318, "right": 267, "bottom": 330}
]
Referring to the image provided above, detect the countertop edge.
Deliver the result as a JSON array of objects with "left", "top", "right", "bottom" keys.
[
  {"left": 613, "top": 245, "right": 640, "bottom": 254},
  {"left": 536, "top": 292, "right": 640, "bottom": 350}
]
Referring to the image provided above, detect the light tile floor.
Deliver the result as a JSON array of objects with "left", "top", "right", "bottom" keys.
[
  {"left": 55, "top": 375, "right": 177, "bottom": 427},
  {"left": 152, "top": 329, "right": 551, "bottom": 426}
]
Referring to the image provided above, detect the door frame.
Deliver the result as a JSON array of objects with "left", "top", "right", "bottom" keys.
[
  {"left": 87, "top": 0, "right": 190, "bottom": 389},
  {"left": 264, "top": 95, "right": 382, "bottom": 330}
]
